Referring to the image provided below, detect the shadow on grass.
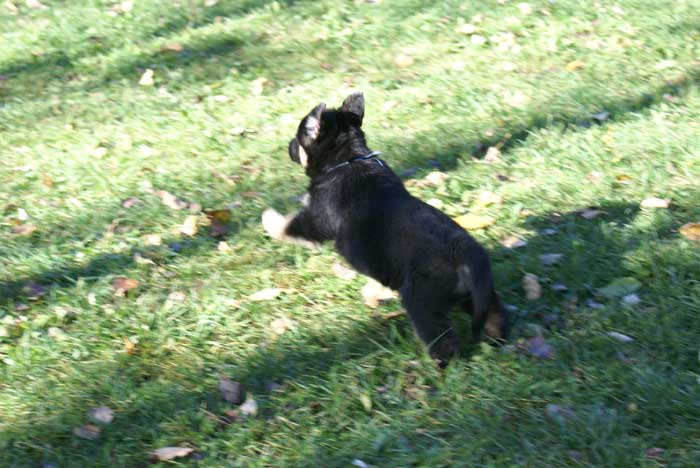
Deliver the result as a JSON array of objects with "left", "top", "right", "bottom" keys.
[{"left": 4, "top": 200, "right": 700, "bottom": 466}]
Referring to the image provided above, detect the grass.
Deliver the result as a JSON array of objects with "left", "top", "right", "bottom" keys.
[{"left": 1, "top": 0, "right": 700, "bottom": 466}]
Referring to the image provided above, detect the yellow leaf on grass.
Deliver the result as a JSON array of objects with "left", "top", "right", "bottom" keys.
[
  {"left": 565, "top": 60, "right": 585, "bottom": 72},
  {"left": 454, "top": 214, "right": 494, "bottom": 230},
  {"left": 180, "top": 215, "right": 199, "bottom": 237},
  {"left": 138, "top": 68, "right": 154, "bottom": 86},
  {"left": 679, "top": 222, "right": 700, "bottom": 241}
]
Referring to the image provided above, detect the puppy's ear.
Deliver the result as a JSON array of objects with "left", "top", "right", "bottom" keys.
[
  {"left": 341, "top": 92, "right": 364, "bottom": 125},
  {"left": 298, "top": 102, "right": 326, "bottom": 147}
]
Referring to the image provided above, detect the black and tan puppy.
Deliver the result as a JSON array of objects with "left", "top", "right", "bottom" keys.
[{"left": 263, "top": 92, "right": 508, "bottom": 363}]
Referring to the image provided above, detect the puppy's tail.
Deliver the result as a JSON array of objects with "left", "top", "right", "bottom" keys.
[{"left": 451, "top": 236, "right": 503, "bottom": 341}]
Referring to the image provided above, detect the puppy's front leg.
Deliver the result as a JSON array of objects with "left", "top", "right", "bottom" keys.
[{"left": 262, "top": 208, "right": 321, "bottom": 249}]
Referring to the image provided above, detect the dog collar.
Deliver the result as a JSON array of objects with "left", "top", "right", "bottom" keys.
[{"left": 322, "top": 151, "right": 384, "bottom": 174}]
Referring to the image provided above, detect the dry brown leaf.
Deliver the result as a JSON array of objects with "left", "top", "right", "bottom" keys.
[
  {"left": 454, "top": 214, "right": 494, "bottom": 230},
  {"left": 179, "top": 215, "right": 199, "bottom": 236},
  {"left": 138, "top": 68, "right": 154, "bottom": 86},
  {"left": 162, "top": 43, "right": 184, "bottom": 52},
  {"left": 565, "top": 60, "right": 585, "bottom": 72},
  {"left": 332, "top": 262, "right": 357, "bottom": 280},
  {"left": 149, "top": 447, "right": 195, "bottom": 462},
  {"left": 112, "top": 277, "right": 139, "bottom": 296},
  {"left": 640, "top": 197, "right": 670, "bottom": 209},
  {"left": 361, "top": 279, "right": 397, "bottom": 308},
  {"left": 394, "top": 53, "right": 414, "bottom": 68},
  {"left": 12, "top": 224, "right": 36, "bottom": 236},
  {"left": 615, "top": 174, "right": 633, "bottom": 185},
  {"left": 500, "top": 234, "right": 527, "bottom": 249},
  {"left": 74, "top": 424, "right": 101, "bottom": 440},
  {"left": 522, "top": 273, "right": 541, "bottom": 300},
  {"left": 646, "top": 448, "right": 665, "bottom": 459},
  {"left": 89, "top": 406, "right": 114, "bottom": 424},
  {"left": 205, "top": 209, "right": 231, "bottom": 237},
  {"left": 155, "top": 190, "right": 188, "bottom": 210},
  {"left": 679, "top": 222, "right": 700, "bottom": 241},
  {"left": 249, "top": 288, "right": 283, "bottom": 301},
  {"left": 41, "top": 173, "right": 54, "bottom": 187},
  {"left": 219, "top": 377, "right": 242, "bottom": 404},
  {"left": 122, "top": 337, "right": 137, "bottom": 355}
]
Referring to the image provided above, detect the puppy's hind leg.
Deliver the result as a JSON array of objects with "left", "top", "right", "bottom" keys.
[{"left": 400, "top": 283, "right": 459, "bottom": 365}]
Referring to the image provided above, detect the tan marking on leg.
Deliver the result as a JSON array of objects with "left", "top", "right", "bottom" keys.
[{"left": 262, "top": 208, "right": 318, "bottom": 249}]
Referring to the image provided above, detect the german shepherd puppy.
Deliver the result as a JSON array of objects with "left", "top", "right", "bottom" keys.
[{"left": 263, "top": 92, "right": 508, "bottom": 363}]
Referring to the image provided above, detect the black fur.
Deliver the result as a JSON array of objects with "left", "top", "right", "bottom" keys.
[{"left": 269, "top": 92, "right": 508, "bottom": 363}]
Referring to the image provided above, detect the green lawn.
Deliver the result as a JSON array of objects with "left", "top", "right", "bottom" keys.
[{"left": 2, "top": 0, "right": 700, "bottom": 466}]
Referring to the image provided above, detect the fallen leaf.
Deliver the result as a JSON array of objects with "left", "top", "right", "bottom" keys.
[
  {"left": 239, "top": 393, "right": 258, "bottom": 416},
  {"left": 179, "top": 215, "right": 199, "bottom": 236},
  {"left": 423, "top": 171, "right": 448, "bottom": 186},
  {"left": 640, "top": 197, "right": 670, "bottom": 209},
  {"left": 394, "top": 53, "right": 414, "bottom": 68},
  {"left": 588, "top": 171, "right": 604, "bottom": 183},
  {"left": 591, "top": 111, "right": 610, "bottom": 123},
  {"left": 565, "top": 60, "right": 585, "bottom": 72},
  {"left": 149, "top": 447, "right": 194, "bottom": 462},
  {"left": 162, "top": 43, "right": 184, "bottom": 52},
  {"left": 121, "top": 197, "right": 140, "bottom": 208},
  {"left": 17, "top": 207, "right": 29, "bottom": 221},
  {"left": 622, "top": 293, "right": 640, "bottom": 305},
  {"left": 12, "top": 224, "right": 36, "bottom": 236},
  {"left": 5, "top": 1, "right": 19, "bottom": 13},
  {"left": 270, "top": 316, "right": 296, "bottom": 335},
  {"left": 155, "top": 190, "right": 188, "bottom": 209},
  {"left": 352, "top": 460, "right": 370, "bottom": 468},
  {"left": 539, "top": 253, "right": 563, "bottom": 266},
  {"left": 168, "top": 291, "right": 186, "bottom": 302},
  {"left": 500, "top": 234, "right": 527, "bottom": 249},
  {"left": 454, "top": 214, "right": 494, "bottom": 230},
  {"left": 250, "top": 77, "right": 269, "bottom": 95},
  {"left": 249, "top": 288, "right": 283, "bottom": 301},
  {"left": 26, "top": 0, "right": 47, "bottom": 9},
  {"left": 205, "top": 209, "right": 231, "bottom": 237},
  {"left": 578, "top": 207, "right": 604, "bottom": 219},
  {"left": 359, "top": 393, "right": 372, "bottom": 412},
  {"left": 615, "top": 174, "right": 632, "bottom": 185},
  {"left": 598, "top": 277, "right": 641, "bottom": 298},
  {"left": 517, "top": 2, "right": 532, "bottom": 14},
  {"left": 476, "top": 190, "right": 503, "bottom": 206},
  {"left": 470, "top": 34, "right": 487, "bottom": 45},
  {"left": 607, "top": 331, "right": 634, "bottom": 343},
  {"left": 219, "top": 377, "right": 242, "bottom": 404},
  {"left": 47, "top": 327, "right": 67, "bottom": 340},
  {"left": 526, "top": 335, "right": 554, "bottom": 359},
  {"left": 73, "top": 424, "right": 101, "bottom": 440},
  {"left": 455, "top": 23, "right": 478, "bottom": 35},
  {"left": 122, "top": 337, "right": 137, "bottom": 355},
  {"left": 112, "top": 277, "right": 139, "bottom": 296},
  {"left": 540, "top": 227, "right": 559, "bottom": 236},
  {"left": 679, "top": 222, "right": 700, "bottom": 241},
  {"left": 505, "top": 90, "right": 529, "bottom": 108},
  {"left": 585, "top": 298, "right": 604, "bottom": 309},
  {"left": 426, "top": 198, "right": 444, "bottom": 209},
  {"left": 89, "top": 406, "right": 114, "bottom": 424},
  {"left": 646, "top": 448, "right": 665, "bottom": 459},
  {"left": 550, "top": 283, "right": 568, "bottom": 292},
  {"left": 138, "top": 68, "right": 154, "bottom": 86},
  {"left": 217, "top": 241, "right": 231, "bottom": 252},
  {"left": 361, "top": 279, "right": 397, "bottom": 308},
  {"left": 332, "top": 262, "right": 357, "bottom": 280},
  {"left": 522, "top": 273, "right": 541, "bottom": 300},
  {"left": 483, "top": 146, "right": 501, "bottom": 163}
]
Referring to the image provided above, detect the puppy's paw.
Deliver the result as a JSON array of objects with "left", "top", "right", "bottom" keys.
[{"left": 262, "top": 208, "right": 290, "bottom": 240}]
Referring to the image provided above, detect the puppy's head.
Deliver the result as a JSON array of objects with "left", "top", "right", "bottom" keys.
[{"left": 288, "top": 92, "right": 365, "bottom": 175}]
